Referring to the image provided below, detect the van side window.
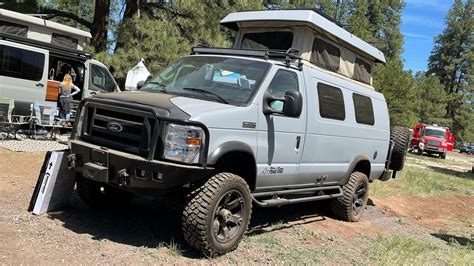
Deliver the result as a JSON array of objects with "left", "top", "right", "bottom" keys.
[
  {"left": 267, "top": 70, "right": 298, "bottom": 112},
  {"left": 90, "top": 64, "right": 115, "bottom": 92},
  {"left": 311, "top": 38, "right": 341, "bottom": 72},
  {"left": 0, "top": 45, "right": 44, "bottom": 81},
  {"left": 317, "top": 83, "right": 345, "bottom": 120},
  {"left": 353, "top": 93, "right": 374, "bottom": 125}
]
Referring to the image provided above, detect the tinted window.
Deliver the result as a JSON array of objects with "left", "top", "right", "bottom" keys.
[
  {"left": 90, "top": 64, "right": 115, "bottom": 92},
  {"left": 353, "top": 58, "right": 372, "bottom": 84},
  {"left": 268, "top": 70, "right": 299, "bottom": 97},
  {"left": 0, "top": 45, "right": 45, "bottom": 81},
  {"left": 353, "top": 93, "right": 374, "bottom": 125},
  {"left": 241, "top": 32, "right": 293, "bottom": 51},
  {"left": 311, "top": 38, "right": 340, "bottom": 72},
  {"left": 318, "top": 83, "right": 345, "bottom": 120}
]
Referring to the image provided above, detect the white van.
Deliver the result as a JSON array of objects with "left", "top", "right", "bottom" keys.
[
  {"left": 0, "top": 9, "right": 118, "bottom": 116},
  {"left": 68, "top": 9, "right": 410, "bottom": 256}
]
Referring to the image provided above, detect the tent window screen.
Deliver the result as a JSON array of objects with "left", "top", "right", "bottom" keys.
[
  {"left": 317, "top": 83, "right": 345, "bottom": 120},
  {"left": 311, "top": 38, "right": 340, "bottom": 72},
  {"left": 353, "top": 58, "right": 371, "bottom": 84},
  {"left": 353, "top": 93, "right": 374, "bottom": 125},
  {"left": 0, "top": 20, "right": 28, "bottom": 37},
  {"left": 241, "top": 32, "right": 293, "bottom": 50},
  {"left": 0, "top": 45, "right": 45, "bottom": 81},
  {"left": 51, "top": 33, "right": 78, "bottom": 49}
]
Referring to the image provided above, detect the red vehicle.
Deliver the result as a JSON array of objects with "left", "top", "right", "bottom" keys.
[{"left": 410, "top": 124, "right": 454, "bottom": 159}]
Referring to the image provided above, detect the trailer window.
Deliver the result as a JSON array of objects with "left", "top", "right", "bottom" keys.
[
  {"left": 0, "top": 45, "right": 45, "bottom": 81},
  {"left": 311, "top": 38, "right": 341, "bottom": 72},
  {"left": 353, "top": 93, "right": 374, "bottom": 125},
  {"left": 241, "top": 31, "right": 293, "bottom": 51},
  {"left": 90, "top": 64, "right": 115, "bottom": 92},
  {"left": 317, "top": 83, "right": 345, "bottom": 121}
]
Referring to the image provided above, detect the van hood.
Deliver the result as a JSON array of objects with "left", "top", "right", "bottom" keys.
[
  {"left": 91, "top": 91, "right": 190, "bottom": 119},
  {"left": 170, "top": 96, "right": 235, "bottom": 117}
]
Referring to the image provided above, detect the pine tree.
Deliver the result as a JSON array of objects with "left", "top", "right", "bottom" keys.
[
  {"left": 427, "top": 0, "right": 473, "bottom": 140},
  {"left": 414, "top": 72, "right": 450, "bottom": 125}
]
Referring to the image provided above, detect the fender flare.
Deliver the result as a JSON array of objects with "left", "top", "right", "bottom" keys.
[
  {"left": 338, "top": 155, "right": 371, "bottom": 185},
  {"left": 207, "top": 141, "right": 256, "bottom": 165}
]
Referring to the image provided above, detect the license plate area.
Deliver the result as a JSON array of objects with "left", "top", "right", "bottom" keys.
[{"left": 83, "top": 149, "right": 109, "bottom": 182}]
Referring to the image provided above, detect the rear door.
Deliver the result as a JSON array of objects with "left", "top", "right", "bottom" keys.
[
  {"left": 84, "top": 60, "right": 118, "bottom": 98},
  {"left": 0, "top": 41, "right": 48, "bottom": 114}
]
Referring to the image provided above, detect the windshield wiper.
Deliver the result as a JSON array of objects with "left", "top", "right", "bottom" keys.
[{"left": 182, "top": 87, "right": 229, "bottom": 104}]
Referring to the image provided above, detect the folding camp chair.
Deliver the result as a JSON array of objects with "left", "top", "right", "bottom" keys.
[{"left": 0, "top": 98, "right": 16, "bottom": 140}]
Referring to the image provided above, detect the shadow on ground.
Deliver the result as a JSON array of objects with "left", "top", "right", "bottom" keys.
[
  {"left": 427, "top": 165, "right": 474, "bottom": 179},
  {"left": 48, "top": 191, "right": 333, "bottom": 258},
  {"left": 431, "top": 233, "right": 474, "bottom": 248}
]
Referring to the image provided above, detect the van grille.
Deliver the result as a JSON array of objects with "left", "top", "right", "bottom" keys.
[{"left": 82, "top": 104, "right": 157, "bottom": 157}]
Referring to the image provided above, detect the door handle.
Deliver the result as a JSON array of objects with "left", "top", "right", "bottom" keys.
[
  {"left": 296, "top": 136, "right": 301, "bottom": 149},
  {"left": 35, "top": 83, "right": 44, "bottom": 88}
]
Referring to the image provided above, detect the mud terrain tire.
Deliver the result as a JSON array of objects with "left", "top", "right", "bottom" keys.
[
  {"left": 331, "top": 172, "right": 369, "bottom": 222},
  {"left": 389, "top": 126, "right": 411, "bottom": 171},
  {"left": 182, "top": 172, "right": 252, "bottom": 257},
  {"left": 76, "top": 175, "right": 134, "bottom": 209}
]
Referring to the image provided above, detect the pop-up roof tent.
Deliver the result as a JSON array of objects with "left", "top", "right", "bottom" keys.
[
  {"left": 0, "top": 8, "right": 91, "bottom": 50},
  {"left": 220, "top": 9, "right": 386, "bottom": 87}
]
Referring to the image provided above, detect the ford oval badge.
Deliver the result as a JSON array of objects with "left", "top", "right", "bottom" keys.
[{"left": 107, "top": 121, "right": 123, "bottom": 133}]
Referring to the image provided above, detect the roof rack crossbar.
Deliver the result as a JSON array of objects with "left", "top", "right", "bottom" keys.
[{"left": 191, "top": 46, "right": 303, "bottom": 70}]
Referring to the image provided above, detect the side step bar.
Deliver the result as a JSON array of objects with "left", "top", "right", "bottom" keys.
[{"left": 251, "top": 186, "right": 343, "bottom": 207}]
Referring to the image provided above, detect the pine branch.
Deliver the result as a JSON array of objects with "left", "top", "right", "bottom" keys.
[{"left": 42, "top": 8, "right": 93, "bottom": 29}]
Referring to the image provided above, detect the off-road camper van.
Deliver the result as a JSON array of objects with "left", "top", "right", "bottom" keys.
[
  {"left": 68, "top": 9, "right": 410, "bottom": 256},
  {"left": 0, "top": 9, "right": 118, "bottom": 116}
]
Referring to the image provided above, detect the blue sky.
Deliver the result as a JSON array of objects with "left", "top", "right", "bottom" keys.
[{"left": 401, "top": 0, "right": 453, "bottom": 72}]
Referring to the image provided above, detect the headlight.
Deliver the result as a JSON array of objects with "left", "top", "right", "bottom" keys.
[
  {"left": 73, "top": 105, "right": 86, "bottom": 139},
  {"left": 163, "top": 124, "right": 205, "bottom": 164}
]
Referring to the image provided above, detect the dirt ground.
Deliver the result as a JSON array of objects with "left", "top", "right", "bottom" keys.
[{"left": 0, "top": 147, "right": 473, "bottom": 264}]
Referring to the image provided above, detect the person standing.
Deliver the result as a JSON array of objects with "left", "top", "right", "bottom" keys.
[{"left": 58, "top": 74, "right": 80, "bottom": 126}]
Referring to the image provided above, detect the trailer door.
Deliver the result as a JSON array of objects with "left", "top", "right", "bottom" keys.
[{"left": 0, "top": 41, "right": 48, "bottom": 115}]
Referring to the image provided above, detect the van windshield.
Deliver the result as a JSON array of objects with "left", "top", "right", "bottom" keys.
[{"left": 141, "top": 56, "right": 271, "bottom": 105}]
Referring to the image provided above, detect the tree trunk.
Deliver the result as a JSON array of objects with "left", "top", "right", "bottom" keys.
[
  {"left": 114, "top": 0, "right": 140, "bottom": 52},
  {"left": 90, "top": 0, "right": 111, "bottom": 53}
]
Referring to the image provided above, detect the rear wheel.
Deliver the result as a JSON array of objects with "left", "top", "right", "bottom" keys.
[
  {"left": 331, "top": 172, "right": 369, "bottom": 222},
  {"left": 440, "top": 152, "right": 446, "bottom": 159},
  {"left": 182, "top": 172, "right": 252, "bottom": 257},
  {"left": 76, "top": 175, "right": 134, "bottom": 209},
  {"left": 389, "top": 126, "right": 411, "bottom": 171}
]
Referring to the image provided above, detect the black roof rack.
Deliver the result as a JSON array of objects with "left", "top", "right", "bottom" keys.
[
  {"left": 191, "top": 46, "right": 303, "bottom": 70},
  {"left": 0, "top": 32, "right": 92, "bottom": 60}
]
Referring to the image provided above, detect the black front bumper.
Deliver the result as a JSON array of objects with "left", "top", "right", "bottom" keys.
[{"left": 70, "top": 140, "right": 214, "bottom": 194}]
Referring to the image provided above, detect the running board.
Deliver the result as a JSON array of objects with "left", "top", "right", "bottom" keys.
[{"left": 251, "top": 186, "right": 343, "bottom": 207}]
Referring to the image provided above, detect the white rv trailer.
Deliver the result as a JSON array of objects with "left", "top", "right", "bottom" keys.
[
  {"left": 0, "top": 8, "right": 118, "bottom": 116},
  {"left": 220, "top": 9, "right": 386, "bottom": 87}
]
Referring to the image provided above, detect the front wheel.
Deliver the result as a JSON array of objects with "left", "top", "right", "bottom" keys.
[
  {"left": 331, "top": 172, "right": 369, "bottom": 222},
  {"left": 182, "top": 172, "right": 252, "bottom": 257}
]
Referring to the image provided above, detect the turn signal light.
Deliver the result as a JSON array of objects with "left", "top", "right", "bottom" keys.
[{"left": 186, "top": 138, "right": 202, "bottom": 145}]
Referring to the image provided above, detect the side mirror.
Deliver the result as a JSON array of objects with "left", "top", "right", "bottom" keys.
[
  {"left": 263, "top": 90, "right": 303, "bottom": 118},
  {"left": 136, "top": 80, "right": 145, "bottom": 90},
  {"left": 282, "top": 90, "right": 303, "bottom": 117}
]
